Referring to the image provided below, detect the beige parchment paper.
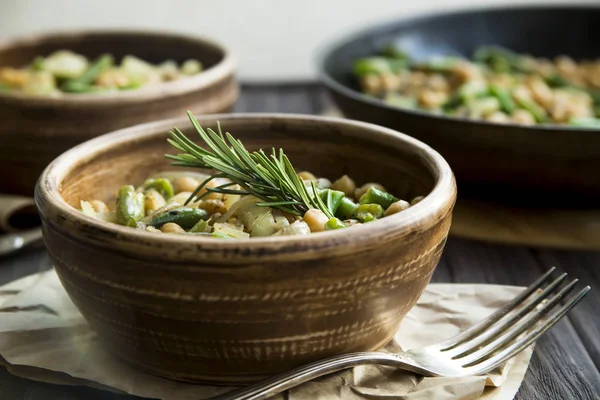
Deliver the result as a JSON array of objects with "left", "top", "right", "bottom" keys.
[{"left": 0, "top": 270, "right": 533, "bottom": 400}]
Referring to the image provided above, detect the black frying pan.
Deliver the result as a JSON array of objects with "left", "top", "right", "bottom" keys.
[{"left": 318, "top": 5, "right": 600, "bottom": 207}]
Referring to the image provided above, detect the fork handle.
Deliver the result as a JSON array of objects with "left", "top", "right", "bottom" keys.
[{"left": 209, "top": 352, "right": 415, "bottom": 400}]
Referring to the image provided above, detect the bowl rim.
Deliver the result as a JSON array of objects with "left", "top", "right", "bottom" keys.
[
  {"left": 36, "top": 113, "right": 456, "bottom": 250},
  {"left": 315, "top": 3, "right": 600, "bottom": 134},
  {"left": 0, "top": 28, "right": 237, "bottom": 105}
]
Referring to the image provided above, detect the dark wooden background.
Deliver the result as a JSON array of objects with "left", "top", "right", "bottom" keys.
[{"left": 1, "top": 84, "right": 599, "bottom": 400}]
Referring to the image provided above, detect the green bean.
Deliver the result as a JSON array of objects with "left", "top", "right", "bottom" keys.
[
  {"left": 60, "top": 82, "right": 111, "bottom": 93},
  {"left": 413, "top": 57, "right": 460, "bottom": 73},
  {"left": 515, "top": 98, "right": 547, "bottom": 123},
  {"left": 488, "top": 84, "right": 515, "bottom": 114},
  {"left": 474, "top": 46, "right": 529, "bottom": 73},
  {"left": 544, "top": 75, "right": 600, "bottom": 105},
  {"left": 324, "top": 217, "right": 346, "bottom": 230},
  {"left": 189, "top": 219, "right": 211, "bottom": 233},
  {"left": 380, "top": 45, "right": 409, "bottom": 61},
  {"left": 143, "top": 178, "right": 174, "bottom": 200},
  {"left": 65, "top": 54, "right": 113, "bottom": 86},
  {"left": 589, "top": 90, "right": 600, "bottom": 105},
  {"left": 149, "top": 207, "right": 208, "bottom": 230},
  {"left": 358, "top": 186, "right": 398, "bottom": 209},
  {"left": 568, "top": 117, "right": 600, "bottom": 128},
  {"left": 355, "top": 203, "right": 384, "bottom": 223},
  {"left": 116, "top": 185, "right": 145, "bottom": 227},
  {"left": 458, "top": 81, "right": 487, "bottom": 103},
  {"left": 545, "top": 74, "right": 571, "bottom": 88},
  {"left": 31, "top": 57, "right": 45, "bottom": 71},
  {"left": 319, "top": 189, "right": 345, "bottom": 215},
  {"left": 442, "top": 92, "right": 463, "bottom": 111},
  {"left": 384, "top": 93, "right": 417, "bottom": 109},
  {"left": 353, "top": 57, "right": 408, "bottom": 77},
  {"left": 335, "top": 197, "right": 359, "bottom": 220}
]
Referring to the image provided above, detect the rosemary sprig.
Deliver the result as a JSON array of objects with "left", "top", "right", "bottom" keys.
[{"left": 165, "top": 111, "right": 334, "bottom": 217}]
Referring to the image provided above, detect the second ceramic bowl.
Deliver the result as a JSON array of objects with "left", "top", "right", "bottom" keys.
[
  {"left": 0, "top": 29, "right": 238, "bottom": 196},
  {"left": 36, "top": 113, "right": 456, "bottom": 383}
]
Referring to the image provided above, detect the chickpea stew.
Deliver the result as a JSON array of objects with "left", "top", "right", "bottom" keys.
[
  {"left": 78, "top": 112, "right": 424, "bottom": 238},
  {"left": 80, "top": 172, "right": 424, "bottom": 238},
  {"left": 0, "top": 50, "right": 202, "bottom": 96},
  {"left": 354, "top": 45, "right": 600, "bottom": 128}
]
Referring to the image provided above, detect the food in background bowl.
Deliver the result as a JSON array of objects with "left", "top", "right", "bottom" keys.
[
  {"left": 0, "top": 30, "right": 238, "bottom": 196},
  {"left": 354, "top": 45, "right": 600, "bottom": 127},
  {"left": 79, "top": 112, "right": 425, "bottom": 238},
  {"left": 36, "top": 113, "right": 455, "bottom": 382},
  {"left": 0, "top": 50, "right": 203, "bottom": 96}
]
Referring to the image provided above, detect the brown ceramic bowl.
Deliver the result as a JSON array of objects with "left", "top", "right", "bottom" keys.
[
  {"left": 35, "top": 114, "right": 456, "bottom": 383},
  {"left": 0, "top": 30, "right": 238, "bottom": 196}
]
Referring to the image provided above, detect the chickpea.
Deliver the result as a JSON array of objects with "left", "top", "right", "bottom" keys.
[
  {"left": 146, "top": 226, "right": 162, "bottom": 233},
  {"left": 526, "top": 78, "right": 553, "bottom": 108},
  {"left": 380, "top": 73, "right": 402, "bottom": 92},
  {"left": 360, "top": 75, "right": 382, "bottom": 93},
  {"left": 192, "top": 199, "right": 227, "bottom": 216},
  {"left": 173, "top": 177, "right": 199, "bottom": 194},
  {"left": 411, "top": 196, "right": 425, "bottom": 206},
  {"left": 89, "top": 200, "right": 109, "bottom": 213},
  {"left": 331, "top": 175, "right": 356, "bottom": 197},
  {"left": 144, "top": 190, "right": 166, "bottom": 216},
  {"left": 426, "top": 74, "right": 450, "bottom": 92},
  {"left": 452, "top": 61, "right": 483, "bottom": 83},
  {"left": 354, "top": 183, "right": 386, "bottom": 200},
  {"left": 486, "top": 111, "right": 509, "bottom": 123},
  {"left": 512, "top": 85, "right": 532, "bottom": 103},
  {"left": 511, "top": 109, "right": 536, "bottom": 125},
  {"left": 297, "top": 171, "right": 317, "bottom": 181},
  {"left": 419, "top": 90, "right": 449, "bottom": 109},
  {"left": 200, "top": 179, "right": 223, "bottom": 200},
  {"left": 170, "top": 191, "right": 193, "bottom": 205},
  {"left": 385, "top": 200, "right": 411, "bottom": 216},
  {"left": 556, "top": 56, "right": 579, "bottom": 75},
  {"left": 0, "top": 67, "right": 29, "bottom": 87},
  {"left": 303, "top": 209, "right": 329, "bottom": 233},
  {"left": 96, "top": 69, "right": 130, "bottom": 88},
  {"left": 160, "top": 223, "right": 185, "bottom": 234}
]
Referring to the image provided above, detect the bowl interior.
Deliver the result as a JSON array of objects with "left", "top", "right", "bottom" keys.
[
  {"left": 57, "top": 116, "right": 438, "bottom": 213},
  {"left": 322, "top": 6, "right": 600, "bottom": 94},
  {"left": 0, "top": 30, "right": 225, "bottom": 71}
]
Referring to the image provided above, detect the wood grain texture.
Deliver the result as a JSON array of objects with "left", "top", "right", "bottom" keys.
[
  {"left": 0, "top": 30, "right": 239, "bottom": 197},
  {"left": 0, "top": 84, "right": 598, "bottom": 399},
  {"left": 35, "top": 113, "right": 456, "bottom": 383}
]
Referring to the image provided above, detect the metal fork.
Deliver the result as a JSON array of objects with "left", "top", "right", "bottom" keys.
[{"left": 210, "top": 268, "right": 590, "bottom": 400}]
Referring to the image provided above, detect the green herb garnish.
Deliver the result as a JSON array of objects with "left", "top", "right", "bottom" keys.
[{"left": 165, "top": 111, "right": 335, "bottom": 218}]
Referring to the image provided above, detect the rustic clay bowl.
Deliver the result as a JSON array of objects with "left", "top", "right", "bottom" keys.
[
  {"left": 35, "top": 114, "right": 456, "bottom": 383},
  {"left": 0, "top": 30, "right": 238, "bottom": 196}
]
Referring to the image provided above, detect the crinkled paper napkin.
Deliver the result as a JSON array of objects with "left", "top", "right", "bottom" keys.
[{"left": 0, "top": 270, "right": 533, "bottom": 400}]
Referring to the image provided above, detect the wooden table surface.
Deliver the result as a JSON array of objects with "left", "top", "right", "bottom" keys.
[{"left": 1, "top": 84, "right": 599, "bottom": 400}]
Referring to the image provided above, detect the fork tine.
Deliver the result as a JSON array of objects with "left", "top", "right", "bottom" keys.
[
  {"left": 446, "top": 273, "right": 569, "bottom": 357},
  {"left": 439, "top": 267, "right": 556, "bottom": 350},
  {"left": 464, "top": 286, "right": 590, "bottom": 375},
  {"left": 456, "top": 279, "right": 585, "bottom": 367}
]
